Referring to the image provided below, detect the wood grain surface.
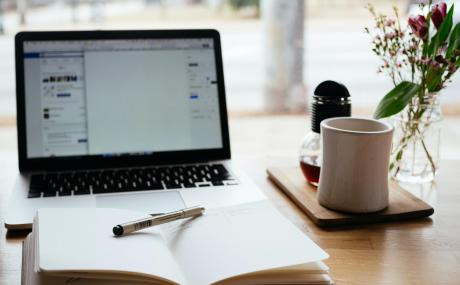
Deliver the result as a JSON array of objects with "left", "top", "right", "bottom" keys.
[
  {"left": 267, "top": 166, "right": 434, "bottom": 227},
  {"left": 2, "top": 116, "right": 460, "bottom": 285}
]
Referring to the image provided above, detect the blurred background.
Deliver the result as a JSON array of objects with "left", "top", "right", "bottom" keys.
[{"left": 0, "top": 0, "right": 459, "bottom": 120}]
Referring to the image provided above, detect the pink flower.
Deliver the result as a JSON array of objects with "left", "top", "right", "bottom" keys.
[
  {"left": 385, "top": 32, "right": 396, "bottom": 40},
  {"left": 431, "top": 2, "right": 447, "bottom": 29},
  {"left": 408, "top": 15, "right": 428, "bottom": 39},
  {"left": 384, "top": 19, "right": 395, "bottom": 27}
]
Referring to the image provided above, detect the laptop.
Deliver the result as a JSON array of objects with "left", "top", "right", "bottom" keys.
[{"left": 5, "top": 29, "right": 266, "bottom": 230}]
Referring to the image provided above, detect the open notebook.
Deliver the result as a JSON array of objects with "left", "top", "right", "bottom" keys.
[{"left": 22, "top": 200, "right": 332, "bottom": 285}]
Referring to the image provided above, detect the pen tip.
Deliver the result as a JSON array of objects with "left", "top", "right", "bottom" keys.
[{"left": 113, "top": 225, "right": 124, "bottom": 236}]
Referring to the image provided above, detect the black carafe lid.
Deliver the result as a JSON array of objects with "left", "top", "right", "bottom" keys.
[{"left": 311, "top": 80, "right": 351, "bottom": 133}]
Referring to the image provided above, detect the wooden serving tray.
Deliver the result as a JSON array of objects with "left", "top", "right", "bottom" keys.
[{"left": 267, "top": 166, "right": 434, "bottom": 227}]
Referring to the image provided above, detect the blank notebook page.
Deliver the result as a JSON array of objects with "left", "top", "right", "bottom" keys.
[
  {"left": 36, "top": 208, "right": 185, "bottom": 285},
  {"left": 160, "top": 200, "right": 329, "bottom": 285}
]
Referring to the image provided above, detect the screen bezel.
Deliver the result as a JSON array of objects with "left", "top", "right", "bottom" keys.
[{"left": 15, "top": 29, "right": 231, "bottom": 172}]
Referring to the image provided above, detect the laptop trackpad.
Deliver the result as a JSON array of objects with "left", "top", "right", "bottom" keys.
[{"left": 95, "top": 191, "right": 185, "bottom": 214}]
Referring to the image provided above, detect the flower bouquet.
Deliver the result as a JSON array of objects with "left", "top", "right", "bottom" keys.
[{"left": 366, "top": 1, "right": 460, "bottom": 183}]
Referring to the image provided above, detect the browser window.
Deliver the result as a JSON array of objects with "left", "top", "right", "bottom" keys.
[{"left": 23, "top": 38, "right": 223, "bottom": 158}]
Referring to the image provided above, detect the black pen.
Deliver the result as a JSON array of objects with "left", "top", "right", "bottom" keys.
[{"left": 112, "top": 206, "right": 205, "bottom": 236}]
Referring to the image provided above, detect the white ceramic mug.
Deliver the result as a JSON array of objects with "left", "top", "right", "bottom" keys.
[{"left": 317, "top": 117, "right": 394, "bottom": 213}]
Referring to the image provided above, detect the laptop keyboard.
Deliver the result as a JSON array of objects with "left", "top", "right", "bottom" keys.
[{"left": 28, "top": 163, "right": 238, "bottom": 198}]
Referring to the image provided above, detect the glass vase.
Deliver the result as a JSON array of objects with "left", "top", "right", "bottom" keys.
[{"left": 389, "top": 93, "right": 442, "bottom": 184}]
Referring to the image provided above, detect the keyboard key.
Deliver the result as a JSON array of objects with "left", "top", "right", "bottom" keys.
[
  {"left": 93, "top": 184, "right": 117, "bottom": 194},
  {"left": 166, "top": 183, "right": 182, "bottom": 189},
  {"left": 74, "top": 189, "right": 90, "bottom": 195},
  {"left": 27, "top": 192, "right": 41, "bottom": 198},
  {"left": 183, "top": 182, "right": 197, "bottom": 188},
  {"left": 58, "top": 190, "right": 71, "bottom": 196},
  {"left": 43, "top": 191, "right": 57, "bottom": 197},
  {"left": 28, "top": 187, "right": 42, "bottom": 194},
  {"left": 145, "top": 183, "right": 164, "bottom": 190}
]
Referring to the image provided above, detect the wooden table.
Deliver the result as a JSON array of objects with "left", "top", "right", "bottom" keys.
[{"left": 1, "top": 116, "right": 460, "bottom": 285}]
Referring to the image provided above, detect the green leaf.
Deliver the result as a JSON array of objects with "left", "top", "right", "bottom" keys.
[
  {"left": 374, "top": 81, "right": 420, "bottom": 119},
  {"left": 423, "top": 12, "right": 432, "bottom": 56},
  {"left": 446, "top": 23, "right": 460, "bottom": 58},
  {"left": 396, "top": 150, "right": 403, "bottom": 161},
  {"left": 428, "top": 5, "right": 454, "bottom": 55},
  {"left": 438, "top": 5, "right": 454, "bottom": 43},
  {"left": 426, "top": 67, "right": 445, "bottom": 92}
]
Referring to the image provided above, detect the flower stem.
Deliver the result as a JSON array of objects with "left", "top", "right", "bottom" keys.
[{"left": 416, "top": 126, "right": 437, "bottom": 174}]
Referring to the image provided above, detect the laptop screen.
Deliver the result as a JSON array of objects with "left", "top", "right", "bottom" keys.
[{"left": 22, "top": 38, "right": 223, "bottom": 159}]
